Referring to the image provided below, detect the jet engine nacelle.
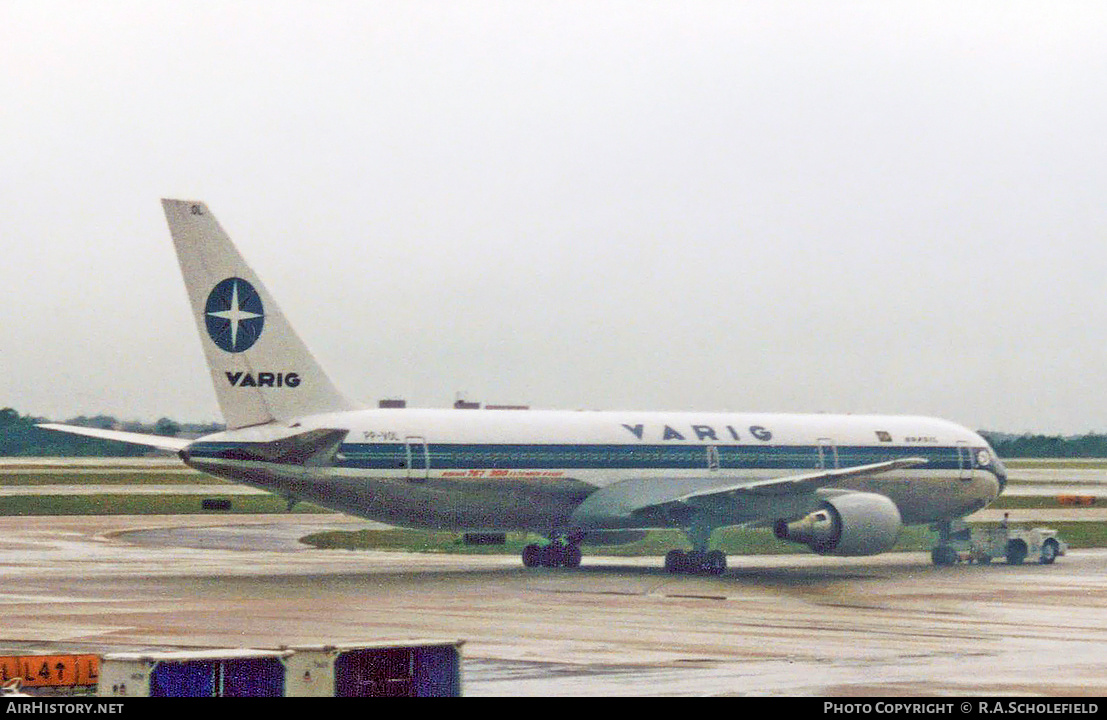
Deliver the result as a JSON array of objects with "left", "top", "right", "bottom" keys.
[{"left": 773, "top": 492, "right": 902, "bottom": 556}]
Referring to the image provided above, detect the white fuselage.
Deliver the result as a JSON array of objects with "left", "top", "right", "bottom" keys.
[{"left": 182, "top": 409, "right": 1004, "bottom": 533}]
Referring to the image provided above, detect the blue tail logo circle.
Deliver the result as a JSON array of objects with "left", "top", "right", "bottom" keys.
[{"left": 205, "top": 278, "right": 265, "bottom": 353}]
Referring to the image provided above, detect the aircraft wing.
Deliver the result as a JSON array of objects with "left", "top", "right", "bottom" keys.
[
  {"left": 36, "top": 423, "right": 191, "bottom": 453},
  {"left": 657, "top": 456, "right": 927, "bottom": 509},
  {"left": 570, "top": 456, "right": 928, "bottom": 528}
]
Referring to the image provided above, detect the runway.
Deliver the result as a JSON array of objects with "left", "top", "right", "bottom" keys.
[{"left": 1, "top": 513, "right": 1106, "bottom": 696}]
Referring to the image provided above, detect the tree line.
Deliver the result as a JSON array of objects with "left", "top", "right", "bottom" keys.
[
  {"left": 978, "top": 431, "right": 1107, "bottom": 459},
  {"left": 0, "top": 407, "right": 223, "bottom": 456}
]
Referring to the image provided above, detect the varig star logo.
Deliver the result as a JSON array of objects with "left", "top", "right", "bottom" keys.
[{"left": 204, "top": 277, "right": 265, "bottom": 353}]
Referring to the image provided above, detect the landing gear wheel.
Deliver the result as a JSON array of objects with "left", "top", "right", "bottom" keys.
[
  {"left": 1039, "top": 539, "right": 1059, "bottom": 565},
  {"left": 522, "top": 544, "right": 542, "bottom": 568},
  {"left": 665, "top": 549, "right": 727, "bottom": 575},
  {"left": 540, "top": 545, "right": 563, "bottom": 568},
  {"left": 522, "top": 539, "right": 584, "bottom": 569},
  {"left": 931, "top": 546, "right": 958, "bottom": 566},
  {"left": 665, "top": 550, "right": 687, "bottom": 574}
]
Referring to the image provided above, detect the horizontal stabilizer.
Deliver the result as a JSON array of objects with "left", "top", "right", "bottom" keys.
[
  {"left": 188, "top": 428, "right": 349, "bottom": 467},
  {"left": 36, "top": 424, "right": 191, "bottom": 452}
]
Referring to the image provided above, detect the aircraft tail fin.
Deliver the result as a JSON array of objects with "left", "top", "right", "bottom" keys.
[{"left": 161, "top": 199, "right": 358, "bottom": 429}]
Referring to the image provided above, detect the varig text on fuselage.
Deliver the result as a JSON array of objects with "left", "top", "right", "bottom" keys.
[{"left": 621, "top": 424, "right": 773, "bottom": 442}]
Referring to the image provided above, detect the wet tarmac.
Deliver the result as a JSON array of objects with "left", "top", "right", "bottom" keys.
[
  {"left": 119, "top": 517, "right": 386, "bottom": 551},
  {"left": 1, "top": 513, "right": 1106, "bottom": 696}
]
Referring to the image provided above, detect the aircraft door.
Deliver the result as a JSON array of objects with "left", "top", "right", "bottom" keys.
[
  {"left": 817, "top": 438, "right": 839, "bottom": 470},
  {"left": 706, "top": 445, "right": 720, "bottom": 471},
  {"left": 956, "top": 441, "right": 974, "bottom": 482},
  {"left": 405, "top": 437, "right": 430, "bottom": 483}
]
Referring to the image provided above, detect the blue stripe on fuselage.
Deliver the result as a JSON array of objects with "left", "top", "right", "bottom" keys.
[{"left": 185, "top": 441, "right": 998, "bottom": 476}]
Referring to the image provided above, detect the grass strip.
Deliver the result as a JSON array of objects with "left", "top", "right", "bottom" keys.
[
  {"left": 1003, "top": 459, "right": 1107, "bottom": 469},
  {"left": 989, "top": 495, "right": 1100, "bottom": 509},
  {"left": 0, "top": 472, "right": 222, "bottom": 486},
  {"left": 0, "top": 494, "right": 331, "bottom": 516}
]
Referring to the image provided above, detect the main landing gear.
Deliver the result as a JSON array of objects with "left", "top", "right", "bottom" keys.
[
  {"left": 664, "top": 522, "right": 727, "bottom": 576},
  {"left": 522, "top": 536, "right": 583, "bottom": 569},
  {"left": 519, "top": 524, "right": 730, "bottom": 576},
  {"left": 664, "top": 549, "right": 727, "bottom": 576}
]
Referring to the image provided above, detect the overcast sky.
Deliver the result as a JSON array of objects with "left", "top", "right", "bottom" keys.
[{"left": 3, "top": 1, "right": 1107, "bottom": 434}]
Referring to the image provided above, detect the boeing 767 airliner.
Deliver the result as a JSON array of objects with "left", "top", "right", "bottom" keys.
[{"left": 41, "top": 200, "right": 1005, "bottom": 574}]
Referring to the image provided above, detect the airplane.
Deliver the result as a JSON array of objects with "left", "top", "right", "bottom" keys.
[{"left": 40, "top": 199, "right": 1006, "bottom": 575}]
